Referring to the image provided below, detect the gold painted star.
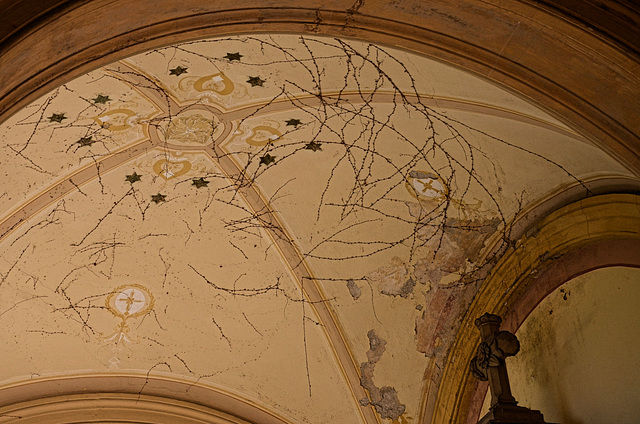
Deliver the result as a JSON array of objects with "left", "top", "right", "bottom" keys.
[
  {"left": 48, "top": 113, "right": 67, "bottom": 123},
  {"left": 93, "top": 94, "right": 111, "bottom": 104},
  {"left": 224, "top": 52, "right": 243, "bottom": 61},
  {"left": 151, "top": 193, "right": 166, "bottom": 203},
  {"left": 285, "top": 118, "right": 301, "bottom": 127},
  {"left": 125, "top": 172, "right": 142, "bottom": 183},
  {"left": 305, "top": 141, "right": 322, "bottom": 152},
  {"left": 192, "top": 177, "right": 209, "bottom": 188},
  {"left": 76, "top": 136, "right": 94, "bottom": 147},
  {"left": 259, "top": 154, "right": 276, "bottom": 166},
  {"left": 169, "top": 66, "right": 188, "bottom": 76},
  {"left": 247, "top": 76, "right": 265, "bottom": 87}
]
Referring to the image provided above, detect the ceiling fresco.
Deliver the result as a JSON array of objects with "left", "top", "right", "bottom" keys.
[{"left": 0, "top": 34, "right": 636, "bottom": 423}]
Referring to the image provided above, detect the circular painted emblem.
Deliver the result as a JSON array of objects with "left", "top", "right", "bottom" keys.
[
  {"left": 406, "top": 170, "right": 449, "bottom": 201},
  {"left": 166, "top": 112, "right": 223, "bottom": 146},
  {"left": 106, "top": 284, "right": 154, "bottom": 319}
]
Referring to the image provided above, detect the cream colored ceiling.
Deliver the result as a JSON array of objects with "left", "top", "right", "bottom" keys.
[{"left": 0, "top": 34, "right": 636, "bottom": 423}]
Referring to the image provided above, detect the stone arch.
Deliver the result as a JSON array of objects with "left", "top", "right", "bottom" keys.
[
  {"left": 1, "top": 3, "right": 639, "bottom": 423},
  {"left": 0, "top": 1, "right": 639, "bottom": 171},
  {"left": 0, "top": 374, "right": 292, "bottom": 424},
  {"left": 433, "top": 193, "right": 640, "bottom": 423}
]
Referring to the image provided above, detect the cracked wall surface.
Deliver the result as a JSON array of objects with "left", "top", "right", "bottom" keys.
[{"left": 0, "top": 33, "right": 637, "bottom": 423}]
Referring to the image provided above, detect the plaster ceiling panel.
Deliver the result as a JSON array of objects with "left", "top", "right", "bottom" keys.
[
  {"left": 121, "top": 35, "right": 571, "bottom": 126},
  {"left": 223, "top": 100, "right": 635, "bottom": 422},
  {"left": 0, "top": 32, "right": 637, "bottom": 424},
  {"left": 0, "top": 69, "right": 161, "bottom": 221},
  {"left": 231, "top": 102, "right": 634, "bottom": 282},
  {"left": 0, "top": 150, "right": 363, "bottom": 424}
]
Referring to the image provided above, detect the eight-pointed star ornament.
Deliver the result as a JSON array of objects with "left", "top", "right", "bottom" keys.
[
  {"left": 305, "top": 141, "right": 323, "bottom": 152},
  {"left": 259, "top": 154, "right": 276, "bottom": 166},
  {"left": 76, "top": 136, "right": 94, "bottom": 147},
  {"left": 93, "top": 94, "right": 111, "bottom": 104},
  {"left": 224, "top": 52, "right": 243, "bottom": 61},
  {"left": 125, "top": 172, "right": 142, "bottom": 183},
  {"left": 169, "top": 66, "right": 188, "bottom": 76},
  {"left": 192, "top": 177, "right": 209, "bottom": 188},
  {"left": 151, "top": 193, "right": 166, "bottom": 204},
  {"left": 48, "top": 113, "right": 67, "bottom": 123},
  {"left": 247, "top": 76, "right": 265, "bottom": 87}
]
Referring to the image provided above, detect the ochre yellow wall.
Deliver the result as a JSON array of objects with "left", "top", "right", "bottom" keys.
[{"left": 481, "top": 266, "right": 640, "bottom": 423}]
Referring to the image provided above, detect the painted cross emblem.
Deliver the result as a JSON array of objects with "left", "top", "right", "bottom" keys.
[
  {"left": 116, "top": 289, "right": 145, "bottom": 316},
  {"left": 106, "top": 284, "right": 154, "bottom": 319},
  {"left": 406, "top": 170, "right": 448, "bottom": 201}
]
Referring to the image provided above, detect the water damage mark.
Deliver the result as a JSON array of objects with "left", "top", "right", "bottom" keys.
[
  {"left": 367, "top": 257, "right": 416, "bottom": 298},
  {"left": 414, "top": 215, "right": 501, "bottom": 351}
]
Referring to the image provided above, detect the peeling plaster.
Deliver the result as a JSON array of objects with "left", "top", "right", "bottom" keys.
[
  {"left": 0, "top": 29, "right": 630, "bottom": 424},
  {"left": 413, "top": 217, "right": 501, "bottom": 358},
  {"left": 367, "top": 257, "right": 416, "bottom": 298},
  {"left": 359, "top": 330, "right": 406, "bottom": 420},
  {"left": 347, "top": 279, "right": 362, "bottom": 300}
]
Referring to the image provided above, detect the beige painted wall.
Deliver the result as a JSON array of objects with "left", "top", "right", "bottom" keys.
[{"left": 481, "top": 266, "right": 640, "bottom": 423}]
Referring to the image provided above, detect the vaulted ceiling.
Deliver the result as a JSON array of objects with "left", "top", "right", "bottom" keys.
[
  {"left": 0, "top": 2, "right": 639, "bottom": 424},
  {"left": 0, "top": 33, "right": 637, "bottom": 423}
]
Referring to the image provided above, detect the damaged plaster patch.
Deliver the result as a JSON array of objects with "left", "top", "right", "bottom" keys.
[
  {"left": 412, "top": 216, "right": 501, "bottom": 286},
  {"left": 367, "top": 257, "right": 416, "bottom": 298},
  {"left": 347, "top": 279, "right": 362, "bottom": 300},
  {"left": 359, "top": 330, "right": 406, "bottom": 420},
  {"left": 412, "top": 216, "right": 501, "bottom": 357}
]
